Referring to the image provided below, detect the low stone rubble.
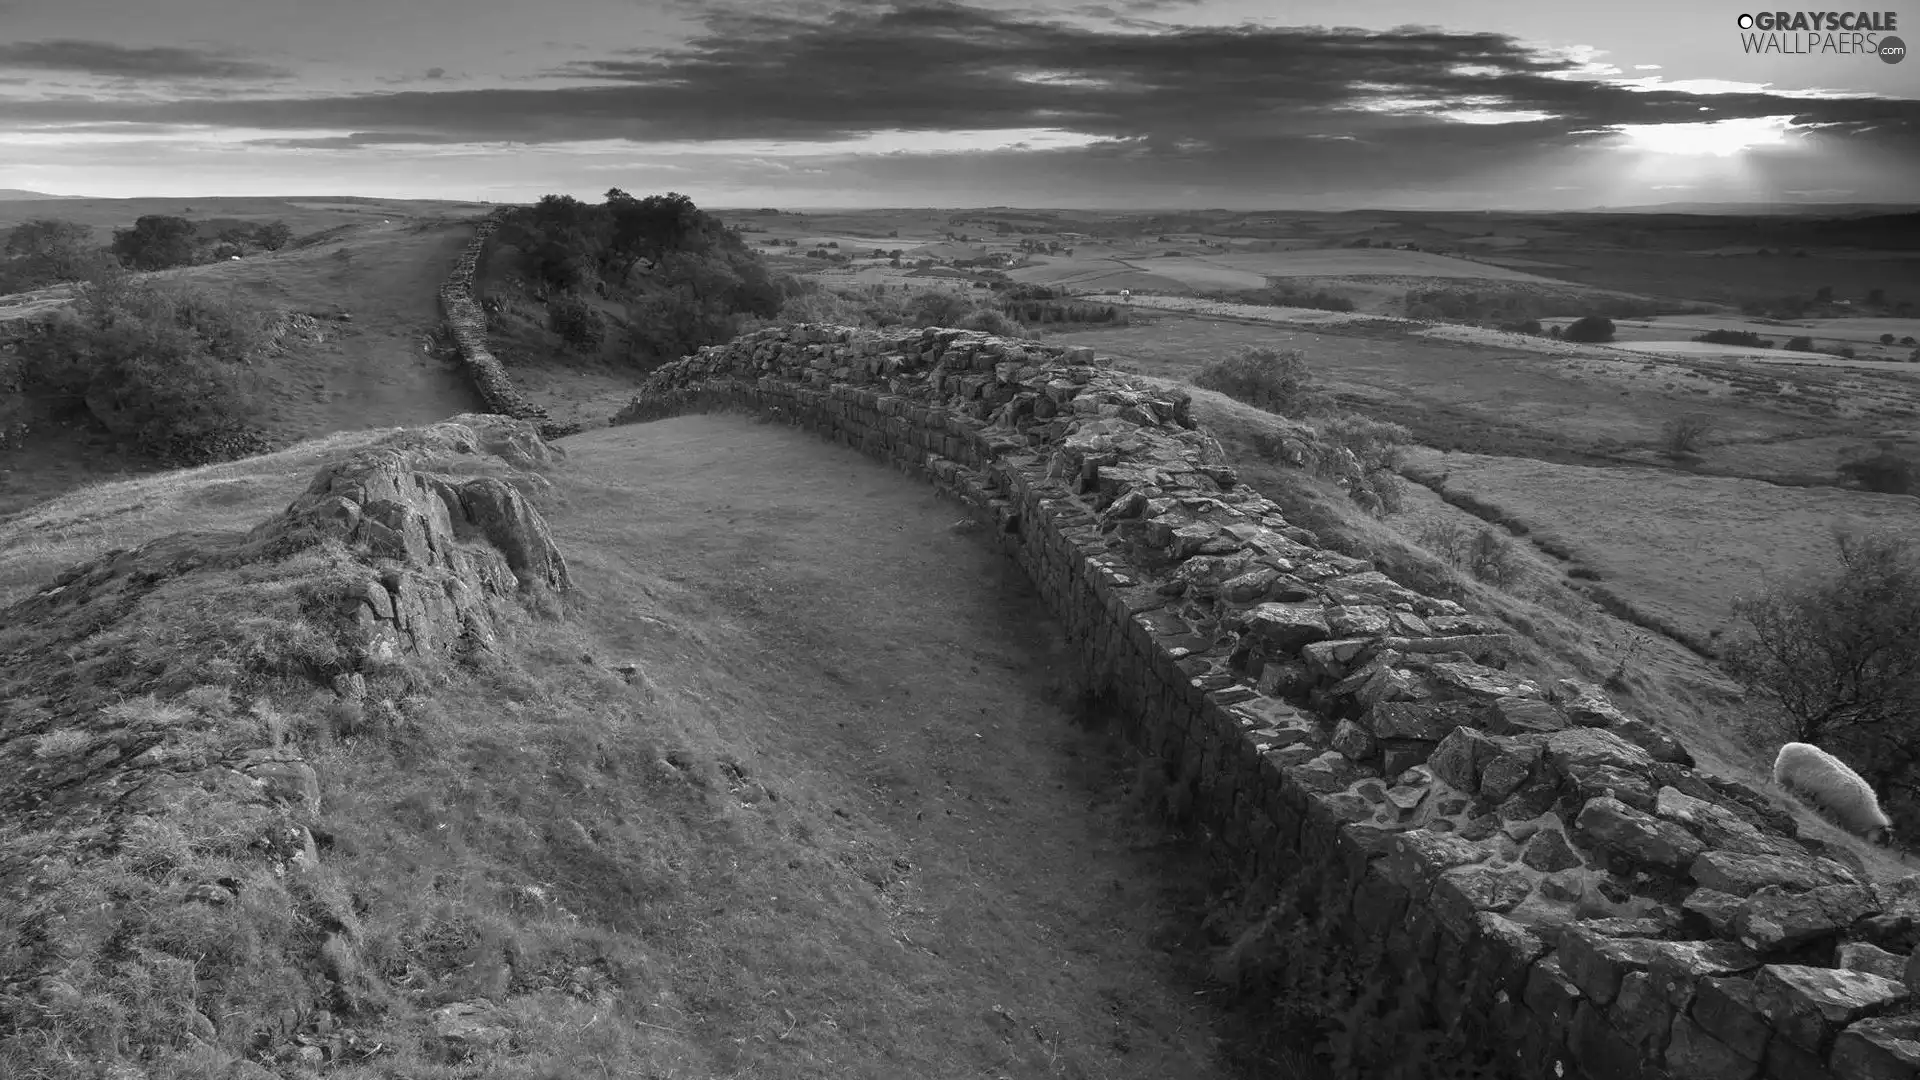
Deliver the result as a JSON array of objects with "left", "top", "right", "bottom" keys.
[{"left": 619, "top": 321, "right": 1920, "bottom": 1080}]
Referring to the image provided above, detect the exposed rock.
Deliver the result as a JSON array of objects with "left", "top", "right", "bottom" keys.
[
  {"left": 1690, "top": 849, "right": 1858, "bottom": 898},
  {"left": 1522, "top": 827, "right": 1585, "bottom": 873},
  {"left": 1838, "top": 942, "right": 1909, "bottom": 981},
  {"left": 1575, "top": 797, "right": 1705, "bottom": 872},
  {"left": 1732, "top": 884, "right": 1879, "bottom": 953},
  {"left": 1750, "top": 964, "right": 1909, "bottom": 1054},
  {"left": 429, "top": 1000, "right": 513, "bottom": 1061}
]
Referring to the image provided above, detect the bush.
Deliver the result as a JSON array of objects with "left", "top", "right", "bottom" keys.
[
  {"left": 1562, "top": 316, "right": 1616, "bottom": 343},
  {"left": 1837, "top": 447, "right": 1915, "bottom": 494},
  {"left": 1786, "top": 335, "right": 1816, "bottom": 352},
  {"left": 110, "top": 214, "right": 199, "bottom": 271},
  {"left": 1465, "top": 528, "right": 1525, "bottom": 587},
  {"left": 1310, "top": 413, "right": 1410, "bottom": 516},
  {"left": 20, "top": 272, "right": 276, "bottom": 464},
  {"left": 547, "top": 293, "right": 606, "bottom": 351},
  {"left": 1694, "top": 329, "right": 1774, "bottom": 348},
  {"left": 1192, "top": 346, "right": 1323, "bottom": 418},
  {"left": 1660, "top": 413, "right": 1716, "bottom": 458},
  {"left": 955, "top": 308, "right": 1024, "bottom": 336},
  {"left": 906, "top": 290, "right": 974, "bottom": 328},
  {"left": 254, "top": 220, "right": 293, "bottom": 251}
]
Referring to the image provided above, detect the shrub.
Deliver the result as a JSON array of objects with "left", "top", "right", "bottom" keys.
[
  {"left": 1837, "top": 447, "right": 1915, "bottom": 494},
  {"left": 1694, "top": 329, "right": 1774, "bottom": 348},
  {"left": 547, "top": 293, "right": 605, "bottom": 351},
  {"left": 1465, "top": 528, "right": 1525, "bottom": 587},
  {"left": 906, "top": 289, "right": 974, "bottom": 328},
  {"left": 1192, "top": 346, "right": 1323, "bottom": 418},
  {"left": 1884, "top": 333, "right": 1899, "bottom": 346},
  {"left": 110, "top": 214, "right": 199, "bottom": 271},
  {"left": 20, "top": 273, "right": 276, "bottom": 464},
  {"left": 254, "top": 220, "right": 293, "bottom": 251},
  {"left": 1660, "top": 413, "right": 1716, "bottom": 458},
  {"left": 955, "top": 307, "right": 1023, "bottom": 336},
  {"left": 1562, "top": 316, "right": 1616, "bottom": 343},
  {"left": 1786, "top": 335, "right": 1816, "bottom": 352},
  {"left": 1413, "top": 517, "right": 1473, "bottom": 567}
]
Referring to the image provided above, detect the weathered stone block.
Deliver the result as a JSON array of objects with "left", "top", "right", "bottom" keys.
[
  {"left": 1668, "top": 1013, "right": 1762, "bottom": 1079},
  {"left": 1525, "top": 955, "right": 1584, "bottom": 1030},
  {"left": 1752, "top": 965, "right": 1910, "bottom": 1055},
  {"left": 1693, "top": 976, "right": 1776, "bottom": 1062},
  {"left": 1560, "top": 927, "right": 1667, "bottom": 1007},
  {"left": 1831, "top": 1013, "right": 1920, "bottom": 1080},
  {"left": 1363, "top": 699, "right": 1479, "bottom": 741},
  {"left": 1734, "top": 885, "right": 1880, "bottom": 954},
  {"left": 1837, "top": 943, "right": 1908, "bottom": 982},
  {"left": 1576, "top": 796, "right": 1707, "bottom": 872},
  {"left": 1486, "top": 695, "right": 1570, "bottom": 735},
  {"left": 1693, "top": 851, "right": 1860, "bottom": 898}
]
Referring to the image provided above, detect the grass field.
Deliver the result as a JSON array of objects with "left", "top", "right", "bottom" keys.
[
  {"left": 1058, "top": 312, "right": 1920, "bottom": 480},
  {"left": 0, "top": 195, "right": 494, "bottom": 247},
  {"left": 1399, "top": 446, "right": 1920, "bottom": 646}
]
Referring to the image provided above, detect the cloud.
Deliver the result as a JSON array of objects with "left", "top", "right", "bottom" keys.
[
  {"left": 0, "top": 39, "right": 291, "bottom": 80},
  {"left": 0, "top": 2, "right": 1913, "bottom": 193}
]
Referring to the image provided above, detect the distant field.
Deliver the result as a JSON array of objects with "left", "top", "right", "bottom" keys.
[
  {"left": 0, "top": 194, "right": 490, "bottom": 246},
  {"left": 1053, "top": 310, "right": 1920, "bottom": 481},
  {"left": 1400, "top": 447, "right": 1920, "bottom": 644}
]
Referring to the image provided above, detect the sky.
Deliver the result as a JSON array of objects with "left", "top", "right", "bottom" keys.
[{"left": 0, "top": 0, "right": 1916, "bottom": 210}]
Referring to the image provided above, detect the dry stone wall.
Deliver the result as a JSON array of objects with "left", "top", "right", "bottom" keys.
[
  {"left": 440, "top": 211, "right": 582, "bottom": 441},
  {"left": 615, "top": 323, "right": 1920, "bottom": 1080}
]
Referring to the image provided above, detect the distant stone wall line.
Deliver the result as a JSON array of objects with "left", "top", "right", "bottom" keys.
[
  {"left": 439, "top": 211, "right": 581, "bottom": 441},
  {"left": 615, "top": 322, "right": 1920, "bottom": 1080}
]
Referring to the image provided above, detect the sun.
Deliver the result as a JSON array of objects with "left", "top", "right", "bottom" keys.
[{"left": 1613, "top": 116, "right": 1793, "bottom": 157}]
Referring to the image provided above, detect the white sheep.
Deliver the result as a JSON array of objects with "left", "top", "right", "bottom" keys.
[{"left": 1773, "top": 742, "right": 1896, "bottom": 846}]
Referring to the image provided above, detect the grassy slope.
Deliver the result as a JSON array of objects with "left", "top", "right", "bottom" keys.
[
  {"left": 0, "top": 218, "right": 488, "bottom": 517},
  {"left": 0, "top": 414, "right": 1299, "bottom": 1080}
]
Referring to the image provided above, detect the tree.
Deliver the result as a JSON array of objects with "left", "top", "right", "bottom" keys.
[
  {"left": 1660, "top": 413, "right": 1716, "bottom": 458},
  {"left": 1562, "top": 316, "right": 1615, "bottom": 343},
  {"left": 111, "top": 215, "right": 198, "bottom": 270},
  {"left": 1724, "top": 529, "right": 1920, "bottom": 759},
  {"left": 3, "top": 218, "right": 107, "bottom": 286},
  {"left": 1815, "top": 285, "right": 1834, "bottom": 303},
  {"left": 254, "top": 220, "right": 293, "bottom": 251}
]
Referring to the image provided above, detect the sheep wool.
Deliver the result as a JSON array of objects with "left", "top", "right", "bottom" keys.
[{"left": 1773, "top": 742, "right": 1895, "bottom": 845}]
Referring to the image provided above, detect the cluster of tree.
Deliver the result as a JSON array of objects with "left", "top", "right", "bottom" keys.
[
  {"left": 998, "top": 299, "right": 1125, "bottom": 325},
  {"left": 1222, "top": 286, "right": 1355, "bottom": 313},
  {"left": 496, "top": 190, "right": 786, "bottom": 367},
  {"left": 1740, "top": 286, "right": 1915, "bottom": 321},
  {"left": 13, "top": 265, "right": 278, "bottom": 464},
  {"left": 1694, "top": 329, "right": 1775, "bottom": 348},
  {"left": 0, "top": 216, "right": 294, "bottom": 292}
]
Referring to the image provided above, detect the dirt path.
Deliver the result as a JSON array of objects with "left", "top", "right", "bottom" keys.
[{"left": 545, "top": 414, "right": 1285, "bottom": 1080}]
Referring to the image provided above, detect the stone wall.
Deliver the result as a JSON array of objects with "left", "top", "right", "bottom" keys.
[
  {"left": 614, "top": 323, "right": 1920, "bottom": 1080},
  {"left": 439, "top": 212, "right": 582, "bottom": 441}
]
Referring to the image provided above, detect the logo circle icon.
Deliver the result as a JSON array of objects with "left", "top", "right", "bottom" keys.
[
  {"left": 1881, "top": 35, "right": 1907, "bottom": 63},
  {"left": 1737, "top": 13, "right": 1755, "bottom": 29}
]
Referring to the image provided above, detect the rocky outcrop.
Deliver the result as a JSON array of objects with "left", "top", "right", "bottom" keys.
[
  {"left": 0, "top": 413, "right": 570, "bottom": 1070},
  {"left": 252, "top": 413, "right": 572, "bottom": 668},
  {"left": 617, "top": 323, "right": 1920, "bottom": 1080}
]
